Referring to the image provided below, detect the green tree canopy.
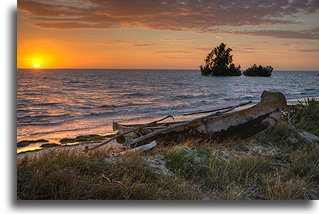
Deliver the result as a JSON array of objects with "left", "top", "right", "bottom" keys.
[
  {"left": 200, "top": 43, "right": 241, "bottom": 76},
  {"left": 243, "top": 64, "right": 273, "bottom": 77}
]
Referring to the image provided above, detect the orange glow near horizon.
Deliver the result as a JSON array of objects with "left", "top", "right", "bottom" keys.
[{"left": 17, "top": 1, "right": 319, "bottom": 71}]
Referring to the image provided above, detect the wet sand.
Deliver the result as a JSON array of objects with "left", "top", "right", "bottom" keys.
[{"left": 17, "top": 139, "right": 124, "bottom": 162}]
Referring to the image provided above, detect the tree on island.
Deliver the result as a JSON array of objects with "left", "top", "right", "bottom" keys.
[
  {"left": 200, "top": 43, "right": 241, "bottom": 76},
  {"left": 243, "top": 64, "right": 273, "bottom": 77}
]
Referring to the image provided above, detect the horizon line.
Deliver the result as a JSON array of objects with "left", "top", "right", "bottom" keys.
[{"left": 17, "top": 68, "right": 319, "bottom": 72}]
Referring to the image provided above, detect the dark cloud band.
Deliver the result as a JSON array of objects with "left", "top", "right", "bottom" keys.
[{"left": 18, "top": 0, "right": 319, "bottom": 40}]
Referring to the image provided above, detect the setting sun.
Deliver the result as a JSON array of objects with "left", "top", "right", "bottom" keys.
[{"left": 33, "top": 63, "right": 40, "bottom": 68}]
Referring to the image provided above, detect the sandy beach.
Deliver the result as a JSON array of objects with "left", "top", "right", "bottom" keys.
[{"left": 17, "top": 139, "right": 124, "bottom": 161}]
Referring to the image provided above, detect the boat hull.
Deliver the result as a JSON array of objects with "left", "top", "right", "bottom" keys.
[{"left": 113, "top": 91, "right": 287, "bottom": 144}]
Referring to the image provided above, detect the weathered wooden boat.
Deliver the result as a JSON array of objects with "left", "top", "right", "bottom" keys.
[
  {"left": 85, "top": 91, "right": 287, "bottom": 152},
  {"left": 112, "top": 91, "right": 287, "bottom": 147}
]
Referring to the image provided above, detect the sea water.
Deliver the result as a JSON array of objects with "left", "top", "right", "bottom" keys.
[{"left": 17, "top": 69, "right": 319, "bottom": 146}]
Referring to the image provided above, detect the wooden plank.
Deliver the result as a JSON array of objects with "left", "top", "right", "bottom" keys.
[
  {"left": 84, "top": 115, "right": 173, "bottom": 152},
  {"left": 182, "top": 101, "right": 252, "bottom": 116}
]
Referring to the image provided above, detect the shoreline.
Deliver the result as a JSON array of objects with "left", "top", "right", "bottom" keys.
[
  {"left": 17, "top": 133, "right": 119, "bottom": 155},
  {"left": 17, "top": 139, "right": 124, "bottom": 161},
  {"left": 17, "top": 96, "right": 319, "bottom": 154}
]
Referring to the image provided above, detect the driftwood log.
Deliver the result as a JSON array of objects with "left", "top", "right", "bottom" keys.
[
  {"left": 182, "top": 101, "right": 252, "bottom": 116},
  {"left": 84, "top": 115, "right": 173, "bottom": 152},
  {"left": 111, "top": 140, "right": 157, "bottom": 157},
  {"left": 123, "top": 91, "right": 287, "bottom": 147},
  {"left": 113, "top": 100, "right": 253, "bottom": 142}
]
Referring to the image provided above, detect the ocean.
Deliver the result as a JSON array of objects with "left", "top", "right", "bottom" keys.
[{"left": 17, "top": 69, "right": 319, "bottom": 151}]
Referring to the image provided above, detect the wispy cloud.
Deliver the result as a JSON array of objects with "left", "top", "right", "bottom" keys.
[
  {"left": 232, "top": 29, "right": 319, "bottom": 40},
  {"left": 195, "top": 47, "right": 213, "bottom": 51},
  {"left": 249, "top": 41, "right": 269, "bottom": 44},
  {"left": 234, "top": 47, "right": 263, "bottom": 53},
  {"left": 154, "top": 50, "right": 192, "bottom": 54},
  {"left": 297, "top": 48, "right": 318, "bottom": 53},
  {"left": 103, "top": 40, "right": 155, "bottom": 47},
  {"left": 164, "top": 56, "right": 201, "bottom": 60},
  {"left": 18, "top": 0, "right": 319, "bottom": 40},
  {"left": 160, "top": 38, "right": 198, "bottom": 42}
]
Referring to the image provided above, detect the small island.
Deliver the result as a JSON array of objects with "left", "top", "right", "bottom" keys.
[
  {"left": 200, "top": 43, "right": 274, "bottom": 77},
  {"left": 200, "top": 43, "right": 241, "bottom": 76},
  {"left": 244, "top": 64, "right": 273, "bottom": 77}
]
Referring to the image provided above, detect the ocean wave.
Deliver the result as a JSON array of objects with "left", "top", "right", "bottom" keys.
[
  {"left": 297, "top": 91, "right": 319, "bottom": 96},
  {"left": 89, "top": 100, "right": 219, "bottom": 117},
  {"left": 17, "top": 121, "right": 63, "bottom": 127},
  {"left": 18, "top": 114, "right": 71, "bottom": 123},
  {"left": 119, "top": 92, "right": 153, "bottom": 98},
  {"left": 17, "top": 103, "right": 28, "bottom": 108},
  {"left": 22, "top": 92, "right": 42, "bottom": 96},
  {"left": 33, "top": 102, "right": 59, "bottom": 107},
  {"left": 66, "top": 80, "right": 87, "bottom": 84},
  {"left": 224, "top": 96, "right": 254, "bottom": 102},
  {"left": 153, "top": 93, "right": 218, "bottom": 102},
  {"left": 97, "top": 104, "right": 118, "bottom": 109},
  {"left": 304, "top": 88, "right": 317, "bottom": 91},
  {"left": 174, "top": 94, "right": 207, "bottom": 100},
  {"left": 89, "top": 111, "right": 118, "bottom": 116},
  {"left": 97, "top": 103, "right": 149, "bottom": 109},
  {"left": 77, "top": 106, "right": 92, "bottom": 110},
  {"left": 17, "top": 109, "right": 32, "bottom": 113}
]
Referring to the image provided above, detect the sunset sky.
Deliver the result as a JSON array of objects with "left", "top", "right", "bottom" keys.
[{"left": 17, "top": 0, "right": 319, "bottom": 70}]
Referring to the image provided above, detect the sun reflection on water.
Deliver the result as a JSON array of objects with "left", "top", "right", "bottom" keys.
[{"left": 17, "top": 143, "right": 43, "bottom": 154}]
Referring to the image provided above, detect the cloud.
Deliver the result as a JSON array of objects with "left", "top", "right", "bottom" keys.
[
  {"left": 160, "top": 38, "right": 198, "bottom": 42},
  {"left": 236, "top": 46, "right": 318, "bottom": 54},
  {"left": 249, "top": 41, "right": 269, "bottom": 44},
  {"left": 18, "top": 0, "right": 319, "bottom": 40},
  {"left": 234, "top": 47, "right": 263, "bottom": 53},
  {"left": 215, "top": 36, "right": 222, "bottom": 40},
  {"left": 154, "top": 50, "right": 192, "bottom": 54},
  {"left": 134, "top": 43, "right": 154, "bottom": 47},
  {"left": 297, "top": 48, "right": 318, "bottom": 53},
  {"left": 233, "top": 29, "right": 319, "bottom": 40},
  {"left": 164, "top": 56, "right": 201, "bottom": 60},
  {"left": 103, "top": 40, "right": 155, "bottom": 47},
  {"left": 195, "top": 47, "right": 212, "bottom": 51}
]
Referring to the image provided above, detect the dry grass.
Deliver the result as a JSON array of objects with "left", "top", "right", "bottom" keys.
[
  {"left": 263, "top": 173, "right": 307, "bottom": 200},
  {"left": 17, "top": 150, "right": 202, "bottom": 200},
  {"left": 293, "top": 98, "right": 319, "bottom": 136},
  {"left": 17, "top": 100, "right": 319, "bottom": 200}
]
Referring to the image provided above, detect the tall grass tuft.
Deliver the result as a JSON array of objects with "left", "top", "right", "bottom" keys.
[
  {"left": 293, "top": 98, "right": 319, "bottom": 136},
  {"left": 209, "top": 155, "right": 274, "bottom": 188},
  {"left": 263, "top": 173, "right": 307, "bottom": 200},
  {"left": 289, "top": 144, "right": 319, "bottom": 179},
  {"left": 17, "top": 150, "right": 203, "bottom": 200}
]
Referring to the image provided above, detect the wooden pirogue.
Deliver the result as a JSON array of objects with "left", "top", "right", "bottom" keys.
[{"left": 111, "top": 91, "right": 287, "bottom": 148}]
